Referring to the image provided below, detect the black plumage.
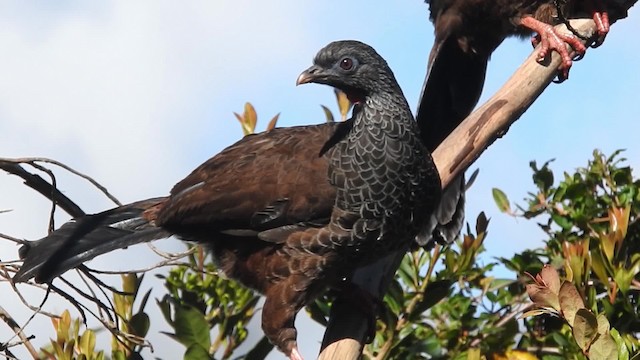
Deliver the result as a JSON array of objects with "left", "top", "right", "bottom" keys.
[
  {"left": 420, "top": 0, "right": 616, "bottom": 124},
  {"left": 14, "top": 40, "right": 441, "bottom": 360},
  {"left": 415, "top": 0, "right": 616, "bottom": 243}
]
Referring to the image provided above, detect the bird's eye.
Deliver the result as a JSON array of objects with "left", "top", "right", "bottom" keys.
[{"left": 339, "top": 57, "right": 354, "bottom": 71}]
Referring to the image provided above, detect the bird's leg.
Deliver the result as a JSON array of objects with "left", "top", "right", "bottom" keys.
[
  {"left": 262, "top": 279, "right": 309, "bottom": 360},
  {"left": 585, "top": 0, "right": 610, "bottom": 47},
  {"left": 520, "top": 16, "right": 587, "bottom": 80}
]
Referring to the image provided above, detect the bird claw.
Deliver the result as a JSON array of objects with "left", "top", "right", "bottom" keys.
[
  {"left": 587, "top": 0, "right": 610, "bottom": 48},
  {"left": 523, "top": 16, "right": 587, "bottom": 82},
  {"left": 289, "top": 347, "right": 304, "bottom": 360},
  {"left": 589, "top": 0, "right": 610, "bottom": 36}
]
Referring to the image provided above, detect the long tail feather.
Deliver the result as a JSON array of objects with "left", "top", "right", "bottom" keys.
[
  {"left": 14, "top": 197, "right": 170, "bottom": 283},
  {"left": 415, "top": 35, "right": 489, "bottom": 247}
]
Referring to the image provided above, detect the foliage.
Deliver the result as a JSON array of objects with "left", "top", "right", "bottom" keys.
[
  {"left": 9, "top": 98, "right": 639, "bottom": 360},
  {"left": 156, "top": 246, "right": 263, "bottom": 360},
  {"left": 495, "top": 150, "right": 640, "bottom": 359},
  {"left": 42, "top": 310, "right": 105, "bottom": 360},
  {"left": 233, "top": 102, "right": 279, "bottom": 135},
  {"left": 41, "top": 273, "right": 151, "bottom": 360}
]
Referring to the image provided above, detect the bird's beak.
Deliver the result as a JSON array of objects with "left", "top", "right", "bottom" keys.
[{"left": 296, "top": 65, "right": 322, "bottom": 86}]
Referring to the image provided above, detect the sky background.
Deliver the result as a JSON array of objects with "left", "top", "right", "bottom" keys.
[{"left": 0, "top": 1, "right": 638, "bottom": 359}]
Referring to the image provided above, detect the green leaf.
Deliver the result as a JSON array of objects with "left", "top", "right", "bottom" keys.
[
  {"left": 174, "top": 305, "right": 211, "bottom": 350},
  {"left": 138, "top": 288, "right": 152, "bottom": 314},
  {"left": 590, "top": 250, "right": 611, "bottom": 291},
  {"left": 184, "top": 344, "right": 212, "bottom": 360},
  {"left": 122, "top": 273, "right": 138, "bottom": 295},
  {"left": 157, "top": 295, "right": 174, "bottom": 326},
  {"left": 306, "top": 299, "right": 330, "bottom": 326},
  {"left": 112, "top": 350, "right": 126, "bottom": 360},
  {"left": 572, "top": 308, "right": 598, "bottom": 351},
  {"left": 79, "top": 330, "right": 96, "bottom": 356},
  {"left": 476, "top": 211, "right": 489, "bottom": 234},
  {"left": 550, "top": 213, "right": 572, "bottom": 230},
  {"left": 486, "top": 278, "right": 515, "bottom": 292},
  {"left": 610, "top": 328, "right": 630, "bottom": 360},
  {"left": 492, "top": 188, "right": 511, "bottom": 213},
  {"left": 130, "top": 312, "right": 151, "bottom": 337},
  {"left": 614, "top": 259, "right": 640, "bottom": 295},
  {"left": 413, "top": 280, "right": 452, "bottom": 316},
  {"left": 467, "top": 348, "right": 481, "bottom": 360},
  {"left": 532, "top": 160, "right": 555, "bottom": 192}
]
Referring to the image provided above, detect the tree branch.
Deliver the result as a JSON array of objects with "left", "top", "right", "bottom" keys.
[
  {"left": 318, "top": 12, "right": 634, "bottom": 359},
  {"left": 0, "top": 305, "right": 38, "bottom": 359},
  {"left": 0, "top": 160, "right": 85, "bottom": 218}
]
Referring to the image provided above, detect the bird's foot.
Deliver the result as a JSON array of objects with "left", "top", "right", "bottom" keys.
[
  {"left": 289, "top": 346, "right": 304, "bottom": 360},
  {"left": 521, "top": 16, "right": 587, "bottom": 81},
  {"left": 586, "top": 0, "right": 610, "bottom": 47}
]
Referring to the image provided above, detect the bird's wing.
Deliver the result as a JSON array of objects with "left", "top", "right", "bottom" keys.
[
  {"left": 15, "top": 123, "right": 343, "bottom": 283},
  {"left": 156, "top": 123, "right": 340, "bottom": 236}
]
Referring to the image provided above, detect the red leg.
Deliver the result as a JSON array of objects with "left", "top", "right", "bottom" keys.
[
  {"left": 520, "top": 16, "right": 587, "bottom": 80},
  {"left": 587, "top": 0, "right": 610, "bottom": 37}
]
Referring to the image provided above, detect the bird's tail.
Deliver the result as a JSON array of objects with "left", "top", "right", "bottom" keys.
[
  {"left": 14, "top": 197, "right": 170, "bottom": 284},
  {"left": 416, "top": 35, "right": 488, "bottom": 152},
  {"left": 413, "top": 34, "right": 489, "bottom": 248}
]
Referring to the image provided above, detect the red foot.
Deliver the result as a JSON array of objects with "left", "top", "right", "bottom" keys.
[
  {"left": 521, "top": 16, "right": 587, "bottom": 80},
  {"left": 586, "top": 0, "right": 610, "bottom": 47},
  {"left": 588, "top": 0, "right": 610, "bottom": 36},
  {"left": 592, "top": 11, "right": 610, "bottom": 37}
]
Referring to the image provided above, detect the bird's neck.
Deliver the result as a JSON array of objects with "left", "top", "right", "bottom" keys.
[{"left": 352, "top": 92, "right": 415, "bottom": 133}]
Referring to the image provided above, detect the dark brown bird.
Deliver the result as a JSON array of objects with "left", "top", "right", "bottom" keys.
[
  {"left": 414, "top": 1, "right": 614, "bottom": 238},
  {"left": 14, "top": 40, "right": 442, "bottom": 360},
  {"left": 419, "top": 0, "right": 614, "bottom": 136}
]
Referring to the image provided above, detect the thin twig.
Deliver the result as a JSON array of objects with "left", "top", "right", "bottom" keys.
[
  {"left": 0, "top": 233, "right": 26, "bottom": 245},
  {"left": 0, "top": 306, "right": 39, "bottom": 359},
  {"left": 1, "top": 157, "right": 122, "bottom": 206}
]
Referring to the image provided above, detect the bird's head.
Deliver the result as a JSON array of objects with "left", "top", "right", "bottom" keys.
[{"left": 296, "top": 40, "right": 398, "bottom": 104}]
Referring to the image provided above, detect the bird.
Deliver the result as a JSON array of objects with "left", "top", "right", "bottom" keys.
[
  {"left": 14, "top": 40, "right": 442, "bottom": 360},
  {"left": 422, "top": 0, "right": 612, "bottom": 87},
  {"left": 414, "top": 0, "right": 616, "bottom": 241},
  {"left": 419, "top": 0, "right": 615, "bottom": 137}
]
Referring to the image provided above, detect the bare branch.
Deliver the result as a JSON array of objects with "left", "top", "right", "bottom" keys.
[
  {"left": 0, "top": 161, "right": 85, "bottom": 218},
  {"left": 0, "top": 232, "right": 26, "bottom": 245},
  {"left": 0, "top": 306, "right": 39, "bottom": 359},
  {"left": 2, "top": 157, "right": 122, "bottom": 206}
]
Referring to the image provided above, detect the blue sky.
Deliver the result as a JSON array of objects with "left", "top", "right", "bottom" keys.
[{"left": 0, "top": 1, "right": 638, "bottom": 359}]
